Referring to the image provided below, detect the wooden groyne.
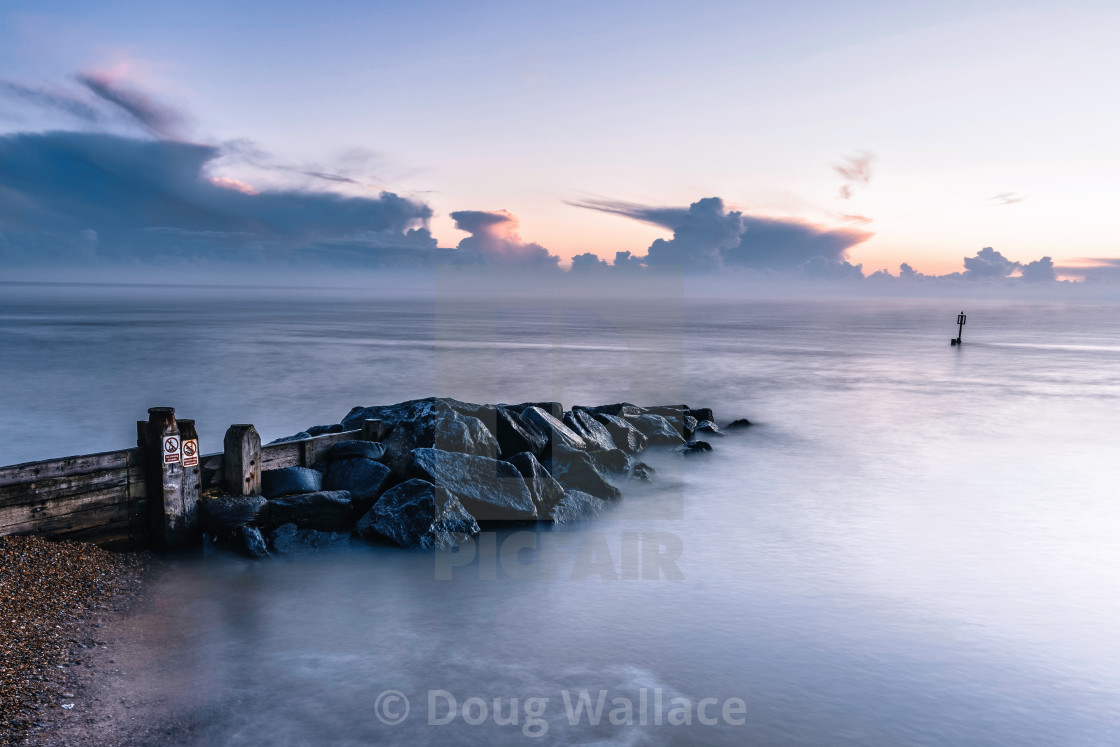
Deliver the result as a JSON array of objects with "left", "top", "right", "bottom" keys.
[{"left": 0, "top": 406, "right": 376, "bottom": 551}]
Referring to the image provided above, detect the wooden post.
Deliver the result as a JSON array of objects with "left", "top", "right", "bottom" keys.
[
  {"left": 141, "top": 406, "right": 194, "bottom": 550},
  {"left": 362, "top": 418, "right": 389, "bottom": 442},
  {"left": 224, "top": 424, "right": 261, "bottom": 495},
  {"left": 178, "top": 419, "right": 201, "bottom": 544}
]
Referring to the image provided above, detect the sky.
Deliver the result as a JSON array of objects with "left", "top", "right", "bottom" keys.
[{"left": 2, "top": 0, "right": 1119, "bottom": 281}]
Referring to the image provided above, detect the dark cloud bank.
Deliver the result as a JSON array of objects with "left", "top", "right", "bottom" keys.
[{"left": 0, "top": 73, "right": 1112, "bottom": 293}]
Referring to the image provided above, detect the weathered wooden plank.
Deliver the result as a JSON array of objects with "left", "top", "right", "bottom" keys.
[
  {"left": 0, "top": 448, "right": 138, "bottom": 488},
  {"left": 0, "top": 495, "right": 130, "bottom": 536},
  {"left": 48, "top": 519, "right": 135, "bottom": 548},
  {"left": 259, "top": 430, "right": 361, "bottom": 471},
  {"left": 0, "top": 488, "right": 129, "bottom": 535},
  {"left": 0, "top": 465, "right": 142, "bottom": 508}
]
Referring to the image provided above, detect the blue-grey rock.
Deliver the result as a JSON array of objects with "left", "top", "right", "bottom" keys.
[
  {"left": 328, "top": 440, "right": 387, "bottom": 461},
  {"left": 356, "top": 479, "right": 479, "bottom": 550},
  {"left": 522, "top": 406, "right": 587, "bottom": 453},
  {"left": 324, "top": 458, "right": 393, "bottom": 516},
  {"left": 269, "top": 523, "right": 352, "bottom": 555},
  {"left": 686, "top": 408, "right": 715, "bottom": 424},
  {"left": 587, "top": 448, "right": 632, "bottom": 475},
  {"left": 545, "top": 444, "right": 622, "bottom": 502},
  {"left": 727, "top": 418, "right": 753, "bottom": 429},
  {"left": 234, "top": 525, "right": 269, "bottom": 558},
  {"left": 564, "top": 409, "right": 617, "bottom": 452},
  {"left": 631, "top": 462, "right": 655, "bottom": 481},
  {"left": 267, "top": 490, "right": 353, "bottom": 531},
  {"left": 588, "top": 403, "right": 645, "bottom": 418},
  {"left": 409, "top": 448, "right": 537, "bottom": 521},
  {"left": 590, "top": 412, "right": 648, "bottom": 454},
  {"left": 268, "top": 431, "right": 312, "bottom": 445},
  {"left": 261, "top": 466, "right": 323, "bottom": 498},
  {"left": 548, "top": 490, "right": 606, "bottom": 524},
  {"left": 678, "top": 440, "right": 713, "bottom": 456},
  {"left": 693, "top": 420, "right": 725, "bottom": 437},
  {"left": 505, "top": 451, "right": 565, "bottom": 515},
  {"left": 494, "top": 407, "right": 549, "bottom": 459},
  {"left": 630, "top": 414, "right": 686, "bottom": 446},
  {"left": 199, "top": 494, "right": 268, "bottom": 535},
  {"left": 510, "top": 401, "right": 565, "bottom": 418},
  {"left": 307, "top": 423, "right": 346, "bottom": 436}
]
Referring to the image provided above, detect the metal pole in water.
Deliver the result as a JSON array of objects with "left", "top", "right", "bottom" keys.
[{"left": 951, "top": 311, "right": 966, "bottom": 345}]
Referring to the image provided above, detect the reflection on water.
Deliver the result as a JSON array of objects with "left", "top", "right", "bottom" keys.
[{"left": 3, "top": 286, "right": 1120, "bottom": 744}]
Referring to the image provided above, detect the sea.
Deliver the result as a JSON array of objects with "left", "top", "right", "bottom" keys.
[{"left": 1, "top": 282, "right": 1119, "bottom": 745}]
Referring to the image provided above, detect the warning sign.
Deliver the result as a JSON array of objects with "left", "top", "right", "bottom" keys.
[
  {"left": 162, "top": 435, "right": 181, "bottom": 464},
  {"left": 182, "top": 439, "right": 199, "bottom": 468}
]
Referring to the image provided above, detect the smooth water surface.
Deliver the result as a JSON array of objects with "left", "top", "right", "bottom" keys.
[{"left": 2, "top": 284, "right": 1119, "bottom": 745}]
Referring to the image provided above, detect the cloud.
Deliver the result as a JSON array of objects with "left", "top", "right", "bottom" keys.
[
  {"left": 571, "top": 196, "right": 870, "bottom": 273},
  {"left": 834, "top": 151, "right": 874, "bottom": 200},
  {"left": 990, "top": 192, "right": 1025, "bottom": 206},
  {"left": 0, "top": 80, "right": 102, "bottom": 123},
  {"left": 0, "top": 131, "right": 435, "bottom": 266},
  {"left": 449, "top": 210, "right": 560, "bottom": 267},
  {"left": 963, "top": 246, "right": 1019, "bottom": 279},
  {"left": 76, "top": 70, "right": 187, "bottom": 139},
  {"left": 1019, "top": 256, "right": 1055, "bottom": 282}
]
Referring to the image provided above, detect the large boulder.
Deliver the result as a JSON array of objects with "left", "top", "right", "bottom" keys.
[
  {"left": 587, "top": 448, "right": 632, "bottom": 475},
  {"left": 727, "top": 418, "right": 753, "bottom": 429},
  {"left": 355, "top": 479, "right": 479, "bottom": 550},
  {"left": 630, "top": 414, "right": 686, "bottom": 446},
  {"left": 233, "top": 525, "right": 270, "bottom": 558},
  {"left": 631, "top": 462, "right": 656, "bottom": 481},
  {"left": 510, "top": 401, "right": 564, "bottom": 419},
  {"left": 547, "top": 490, "right": 606, "bottom": 524},
  {"left": 267, "top": 490, "right": 353, "bottom": 531},
  {"left": 199, "top": 494, "right": 268, "bottom": 535},
  {"left": 261, "top": 467, "right": 323, "bottom": 498},
  {"left": 269, "top": 523, "right": 352, "bottom": 555},
  {"left": 504, "top": 451, "right": 565, "bottom": 516},
  {"left": 678, "top": 440, "right": 713, "bottom": 456},
  {"left": 564, "top": 409, "right": 617, "bottom": 452},
  {"left": 341, "top": 397, "right": 459, "bottom": 430},
  {"left": 521, "top": 406, "right": 587, "bottom": 454},
  {"left": 381, "top": 412, "right": 499, "bottom": 474},
  {"left": 409, "top": 448, "right": 537, "bottom": 521},
  {"left": 590, "top": 412, "right": 648, "bottom": 454},
  {"left": 693, "top": 420, "right": 725, "bottom": 438},
  {"left": 493, "top": 407, "right": 549, "bottom": 459},
  {"left": 544, "top": 444, "right": 622, "bottom": 502},
  {"left": 328, "top": 440, "right": 387, "bottom": 461},
  {"left": 588, "top": 403, "right": 645, "bottom": 418},
  {"left": 324, "top": 458, "right": 393, "bottom": 517},
  {"left": 686, "top": 408, "right": 715, "bottom": 424}
]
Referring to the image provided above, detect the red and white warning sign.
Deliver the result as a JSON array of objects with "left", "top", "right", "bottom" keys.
[
  {"left": 162, "top": 435, "right": 181, "bottom": 464},
  {"left": 181, "top": 439, "right": 199, "bottom": 468}
]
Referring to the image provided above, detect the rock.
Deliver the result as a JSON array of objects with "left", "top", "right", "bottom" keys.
[
  {"left": 307, "top": 423, "right": 346, "bottom": 436},
  {"left": 510, "top": 401, "right": 564, "bottom": 419},
  {"left": 261, "top": 467, "right": 323, "bottom": 498},
  {"left": 678, "top": 440, "right": 713, "bottom": 456},
  {"left": 324, "top": 458, "right": 393, "bottom": 516},
  {"left": 727, "top": 418, "right": 753, "bottom": 429},
  {"left": 355, "top": 479, "right": 479, "bottom": 550},
  {"left": 493, "top": 406, "right": 548, "bottom": 459},
  {"left": 269, "top": 523, "right": 352, "bottom": 555},
  {"left": 505, "top": 451, "right": 565, "bottom": 515},
  {"left": 267, "top": 490, "right": 353, "bottom": 531},
  {"left": 630, "top": 414, "right": 686, "bottom": 446},
  {"left": 683, "top": 414, "right": 698, "bottom": 440},
  {"left": 341, "top": 398, "right": 459, "bottom": 430},
  {"left": 545, "top": 444, "right": 622, "bottom": 502},
  {"left": 686, "top": 408, "right": 715, "bottom": 423},
  {"left": 409, "top": 448, "right": 537, "bottom": 521},
  {"left": 631, "top": 462, "right": 656, "bottom": 481},
  {"left": 588, "top": 403, "right": 645, "bottom": 418},
  {"left": 328, "top": 440, "right": 386, "bottom": 461},
  {"left": 564, "top": 409, "right": 617, "bottom": 452},
  {"left": 521, "top": 406, "right": 588, "bottom": 454},
  {"left": 547, "top": 490, "right": 606, "bottom": 524},
  {"left": 234, "top": 525, "right": 269, "bottom": 558},
  {"left": 693, "top": 420, "right": 725, "bottom": 437},
  {"left": 590, "top": 412, "right": 648, "bottom": 454},
  {"left": 381, "top": 412, "right": 500, "bottom": 474},
  {"left": 199, "top": 495, "right": 268, "bottom": 535},
  {"left": 587, "top": 448, "right": 632, "bottom": 475}
]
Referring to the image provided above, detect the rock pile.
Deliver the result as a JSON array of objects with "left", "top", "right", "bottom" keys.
[{"left": 201, "top": 398, "right": 746, "bottom": 556}]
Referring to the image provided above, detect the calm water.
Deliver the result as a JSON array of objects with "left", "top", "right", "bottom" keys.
[{"left": 2, "top": 284, "right": 1120, "bottom": 745}]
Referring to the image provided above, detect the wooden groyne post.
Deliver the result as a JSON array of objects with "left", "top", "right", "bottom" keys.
[{"left": 138, "top": 406, "right": 200, "bottom": 550}]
